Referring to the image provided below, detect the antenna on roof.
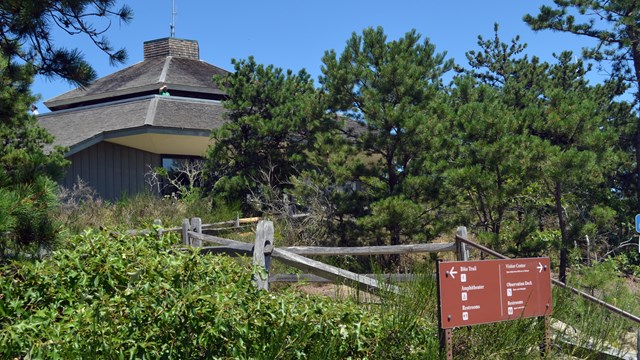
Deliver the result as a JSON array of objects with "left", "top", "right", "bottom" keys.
[{"left": 170, "top": 0, "right": 176, "bottom": 38}]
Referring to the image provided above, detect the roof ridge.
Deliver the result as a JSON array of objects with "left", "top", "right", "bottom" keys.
[
  {"left": 159, "top": 56, "right": 172, "bottom": 83},
  {"left": 145, "top": 97, "right": 159, "bottom": 125},
  {"left": 39, "top": 95, "right": 156, "bottom": 116}
]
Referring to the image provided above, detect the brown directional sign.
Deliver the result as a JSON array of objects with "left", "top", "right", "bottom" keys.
[{"left": 438, "top": 257, "right": 552, "bottom": 329}]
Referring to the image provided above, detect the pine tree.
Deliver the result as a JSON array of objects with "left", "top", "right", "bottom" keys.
[
  {"left": 444, "top": 75, "right": 542, "bottom": 243},
  {"left": 320, "top": 27, "right": 454, "bottom": 248},
  {"left": 525, "top": 0, "right": 640, "bottom": 214},
  {"left": 206, "top": 57, "right": 335, "bottom": 212},
  {"left": 0, "top": 54, "right": 67, "bottom": 255},
  {"left": 462, "top": 26, "right": 628, "bottom": 282},
  {"left": 0, "top": 0, "right": 132, "bottom": 85},
  {"left": 0, "top": 1, "right": 131, "bottom": 255},
  {"left": 533, "top": 52, "right": 624, "bottom": 282}
]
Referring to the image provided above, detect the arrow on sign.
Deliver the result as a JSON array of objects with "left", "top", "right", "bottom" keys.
[
  {"left": 537, "top": 262, "right": 544, "bottom": 273},
  {"left": 448, "top": 266, "right": 458, "bottom": 279}
]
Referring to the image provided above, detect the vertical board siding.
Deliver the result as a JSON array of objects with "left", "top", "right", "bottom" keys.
[
  {"left": 96, "top": 142, "right": 106, "bottom": 196},
  {"left": 113, "top": 145, "right": 121, "bottom": 199},
  {"left": 136, "top": 151, "right": 144, "bottom": 193},
  {"left": 62, "top": 159, "right": 74, "bottom": 189},
  {"left": 61, "top": 142, "right": 161, "bottom": 201},
  {"left": 90, "top": 144, "right": 98, "bottom": 188},
  {"left": 81, "top": 149, "right": 90, "bottom": 181},
  {"left": 121, "top": 146, "right": 130, "bottom": 197}
]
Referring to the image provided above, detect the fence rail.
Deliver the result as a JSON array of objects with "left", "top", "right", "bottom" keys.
[
  {"left": 283, "top": 243, "right": 455, "bottom": 256},
  {"left": 184, "top": 224, "right": 400, "bottom": 295},
  {"left": 270, "top": 273, "right": 418, "bottom": 283}
]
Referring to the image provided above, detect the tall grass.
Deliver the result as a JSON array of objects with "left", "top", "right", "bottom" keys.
[
  {"left": 550, "top": 269, "right": 639, "bottom": 359},
  {"left": 55, "top": 182, "right": 240, "bottom": 234}
]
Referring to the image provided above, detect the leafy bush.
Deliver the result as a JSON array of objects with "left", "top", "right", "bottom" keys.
[{"left": 0, "top": 228, "right": 439, "bottom": 359}]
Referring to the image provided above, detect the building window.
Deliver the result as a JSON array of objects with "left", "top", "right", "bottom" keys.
[{"left": 160, "top": 155, "right": 203, "bottom": 197}]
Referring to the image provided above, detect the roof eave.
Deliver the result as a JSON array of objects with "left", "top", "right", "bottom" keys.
[{"left": 65, "top": 125, "right": 212, "bottom": 157}]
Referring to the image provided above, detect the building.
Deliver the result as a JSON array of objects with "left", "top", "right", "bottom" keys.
[{"left": 39, "top": 38, "right": 228, "bottom": 200}]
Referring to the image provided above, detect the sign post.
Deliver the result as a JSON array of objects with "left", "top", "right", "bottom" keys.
[
  {"left": 435, "top": 261, "right": 453, "bottom": 360},
  {"left": 437, "top": 257, "right": 552, "bottom": 357}
]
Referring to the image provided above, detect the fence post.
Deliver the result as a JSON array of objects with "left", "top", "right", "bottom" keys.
[
  {"left": 191, "top": 217, "right": 202, "bottom": 247},
  {"left": 543, "top": 315, "right": 551, "bottom": 357},
  {"left": 253, "top": 220, "right": 274, "bottom": 291},
  {"left": 153, "top": 219, "right": 163, "bottom": 239},
  {"left": 182, "top": 218, "right": 190, "bottom": 246},
  {"left": 456, "top": 226, "right": 469, "bottom": 261}
]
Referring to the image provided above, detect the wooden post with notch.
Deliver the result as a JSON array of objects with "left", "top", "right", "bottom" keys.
[
  {"left": 456, "top": 226, "right": 469, "bottom": 261},
  {"left": 191, "top": 217, "right": 202, "bottom": 247},
  {"left": 182, "top": 218, "right": 190, "bottom": 246},
  {"left": 253, "top": 220, "right": 274, "bottom": 291}
]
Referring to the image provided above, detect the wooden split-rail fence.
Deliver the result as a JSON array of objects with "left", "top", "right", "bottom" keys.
[{"left": 147, "top": 217, "right": 640, "bottom": 359}]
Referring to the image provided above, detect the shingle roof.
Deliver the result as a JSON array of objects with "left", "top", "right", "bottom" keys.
[
  {"left": 38, "top": 96, "right": 226, "bottom": 155},
  {"left": 39, "top": 38, "right": 231, "bottom": 155},
  {"left": 45, "top": 57, "right": 229, "bottom": 111}
]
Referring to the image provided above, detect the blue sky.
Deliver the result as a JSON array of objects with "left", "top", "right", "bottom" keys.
[{"left": 32, "top": 0, "right": 598, "bottom": 113}]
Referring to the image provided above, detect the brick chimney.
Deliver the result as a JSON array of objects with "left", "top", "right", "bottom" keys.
[{"left": 143, "top": 38, "right": 199, "bottom": 60}]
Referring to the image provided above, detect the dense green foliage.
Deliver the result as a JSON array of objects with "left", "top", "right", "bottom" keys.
[
  {"left": 0, "top": 229, "right": 442, "bottom": 359},
  {"left": 320, "top": 27, "right": 454, "bottom": 249},
  {"left": 0, "top": 54, "right": 68, "bottom": 255},
  {"left": 525, "top": 0, "right": 640, "bottom": 215},
  {"left": 207, "top": 57, "right": 337, "bottom": 212},
  {"left": 457, "top": 26, "right": 632, "bottom": 282},
  {"left": 208, "top": 25, "right": 638, "bottom": 279},
  {"left": 1, "top": 226, "right": 636, "bottom": 359}
]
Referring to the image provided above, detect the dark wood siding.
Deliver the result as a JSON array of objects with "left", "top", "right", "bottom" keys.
[{"left": 62, "top": 142, "right": 161, "bottom": 201}]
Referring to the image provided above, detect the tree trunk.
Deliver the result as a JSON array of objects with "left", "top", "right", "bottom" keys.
[
  {"left": 386, "top": 226, "right": 402, "bottom": 271},
  {"left": 555, "top": 181, "right": 569, "bottom": 283},
  {"left": 631, "top": 42, "right": 640, "bottom": 209}
]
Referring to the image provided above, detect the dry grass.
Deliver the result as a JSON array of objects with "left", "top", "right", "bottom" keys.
[{"left": 54, "top": 179, "right": 237, "bottom": 233}]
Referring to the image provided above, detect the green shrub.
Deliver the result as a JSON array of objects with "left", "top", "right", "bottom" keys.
[{"left": 0, "top": 228, "right": 438, "bottom": 359}]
